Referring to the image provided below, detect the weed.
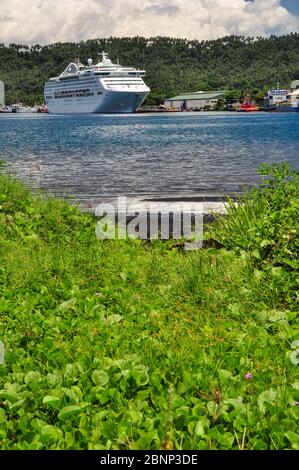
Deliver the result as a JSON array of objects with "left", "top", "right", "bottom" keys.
[{"left": 0, "top": 164, "right": 298, "bottom": 450}]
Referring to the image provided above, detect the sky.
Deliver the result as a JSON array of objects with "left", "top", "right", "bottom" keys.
[
  {"left": 281, "top": 0, "right": 299, "bottom": 16},
  {"left": 0, "top": 0, "right": 299, "bottom": 45}
]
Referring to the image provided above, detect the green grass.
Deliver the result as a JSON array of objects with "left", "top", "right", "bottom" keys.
[{"left": 0, "top": 164, "right": 298, "bottom": 450}]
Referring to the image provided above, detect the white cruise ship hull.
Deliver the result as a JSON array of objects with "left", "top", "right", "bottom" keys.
[{"left": 46, "top": 90, "right": 149, "bottom": 114}]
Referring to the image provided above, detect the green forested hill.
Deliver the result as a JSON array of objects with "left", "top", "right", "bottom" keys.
[{"left": 0, "top": 34, "right": 299, "bottom": 105}]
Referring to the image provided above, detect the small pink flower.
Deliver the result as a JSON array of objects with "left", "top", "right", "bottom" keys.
[
  {"left": 245, "top": 372, "right": 253, "bottom": 380},
  {"left": 294, "top": 401, "right": 299, "bottom": 407}
]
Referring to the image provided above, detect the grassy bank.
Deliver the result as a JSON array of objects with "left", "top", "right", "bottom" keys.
[{"left": 0, "top": 164, "right": 298, "bottom": 450}]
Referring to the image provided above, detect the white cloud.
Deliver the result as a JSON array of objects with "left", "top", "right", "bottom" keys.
[{"left": 0, "top": 0, "right": 298, "bottom": 44}]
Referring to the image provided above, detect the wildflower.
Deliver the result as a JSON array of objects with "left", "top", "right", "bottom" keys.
[
  {"left": 96, "top": 292, "right": 102, "bottom": 297},
  {"left": 294, "top": 401, "right": 299, "bottom": 407},
  {"left": 245, "top": 372, "right": 253, "bottom": 380}
]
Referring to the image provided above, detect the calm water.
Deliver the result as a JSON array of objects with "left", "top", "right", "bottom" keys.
[{"left": 0, "top": 112, "right": 298, "bottom": 205}]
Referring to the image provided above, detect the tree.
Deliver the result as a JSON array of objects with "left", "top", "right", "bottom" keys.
[{"left": 0, "top": 34, "right": 298, "bottom": 105}]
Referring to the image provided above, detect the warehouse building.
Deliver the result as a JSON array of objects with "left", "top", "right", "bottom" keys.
[
  {"left": 164, "top": 90, "right": 225, "bottom": 111},
  {"left": 0, "top": 81, "right": 4, "bottom": 108}
]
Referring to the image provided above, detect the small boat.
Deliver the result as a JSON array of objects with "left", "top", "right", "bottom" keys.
[
  {"left": 36, "top": 105, "right": 48, "bottom": 113},
  {"left": 238, "top": 95, "right": 259, "bottom": 112},
  {"left": 0, "top": 106, "right": 13, "bottom": 113}
]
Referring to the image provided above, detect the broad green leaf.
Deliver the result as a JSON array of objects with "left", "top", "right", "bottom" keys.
[
  {"left": 258, "top": 390, "right": 277, "bottom": 414},
  {"left": 207, "top": 402, "right": 228, "bottom": 421},
  {"left": 58, "top": 298, "right": 76, "bottom": 312},
  {"left": 291, "top": 381, "right": 299, "bottom": 391},
  {"left": 131, "top": 366, "right": 149, "bottom": 387},
  {"left": 57, "top": 405, "right": 82, "bottom": 421},
  {"left": 24, "top": 371, "right": 41, "bottom": 384},
  {"left": 40, "top": 425, "right": 63, "bottom": 444},
  {"left": 9, "top": 399, "right": 26, "bottom": 412},
  {"left": 42, "top": 395, "right": 60, "bottom": 406},
  {"left": 92, "top": 410, "right": 108, "bottom": 423},
  {"left": 218, "top": 369, "right": 235, "bottom": 382},
  {"left": 290, "top": 351, "right": 299, "bottom": 366},
  {"left": 0, "top": 409, "right": 6, "bottom": 423},
  {"left": 251, "top": 249, "right": 261, "bottom": 260},
  {"left": 0, "top": 427, "right": 6, "bottom": 439},
  {"left": 285, "top": 431, "right": 299, "bottom": 445},
  {"left": 217, "top": 432, "right": 235, "bottom": 448},
  {"left": 195, "top": 418, "right": 209, "bottom": 437},
  {"left": 106, "top": 315, "right": 123, "bottom": 325},
  {"left": 0, "top": 390, "right": 20, "bottom": 403},
  {"left": 91, "top": 370, "right": 109, "bottom": 387},
  {"left": 47, "top": 373, "right": 62, "bottom": 386}
]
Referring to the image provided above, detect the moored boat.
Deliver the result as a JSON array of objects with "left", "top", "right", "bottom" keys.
[
  {"left": 262, "top": 87, "right": 299, "bottom": 112},
  {"left": 238, "top": 95, "right": 259, "bottom": 112},
  {"left": 0, "top": 106, "right": 12, "bottom": 113}
]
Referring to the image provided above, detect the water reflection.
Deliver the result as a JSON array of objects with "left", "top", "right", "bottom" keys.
[{"left": 0, "top": 112, "right": 298, "bottom": 204}]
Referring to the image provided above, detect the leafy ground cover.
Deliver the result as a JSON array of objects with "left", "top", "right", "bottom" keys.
[{"left": 0, "top": 164, "right": 298, "bottom": 450}]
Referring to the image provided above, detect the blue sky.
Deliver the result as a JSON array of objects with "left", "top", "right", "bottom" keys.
[
  {"left": 0, "top": 0, "right": 299, "bottom": 45},
  {"left": 282, "top": 1, "right": 299, "bottom": 16}
]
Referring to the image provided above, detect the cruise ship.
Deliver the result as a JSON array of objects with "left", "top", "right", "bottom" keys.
[{"left": 44, "top": 52, "right": 150, "bottom": 114}]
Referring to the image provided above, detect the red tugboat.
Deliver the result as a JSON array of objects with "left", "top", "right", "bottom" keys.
[{"left": 238, "top": 94, "right": 259, "bottom": 112}]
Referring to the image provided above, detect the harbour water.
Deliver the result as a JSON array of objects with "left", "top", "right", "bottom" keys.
[{"left": 0, "top": 112, "right": 298, "bottom": 208}]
